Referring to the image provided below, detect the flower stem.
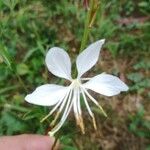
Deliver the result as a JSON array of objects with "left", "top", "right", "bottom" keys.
[
  {"left": 79, "top": 0, "right": 94, "bottom": 52},
  {"left": 80, "top": 0, "right": 100, "bottom": 52},
  {"left": 73, "top": 0, "right": 99, "bottom": 78}
]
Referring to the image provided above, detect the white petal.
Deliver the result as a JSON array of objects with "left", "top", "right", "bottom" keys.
[
  {"left": 45, "top": 47, "right": 72, "bottom": 80},
  {"left": 76, "top": 39, "right": 105, "bottom": 78},
  {"left": 25, "top": 84, "right": 68, "bottom": 106},
  {"left": 83, "top": 74, "right": 129, "bottom": 96}
]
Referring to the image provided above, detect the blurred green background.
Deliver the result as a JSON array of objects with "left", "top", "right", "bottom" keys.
[{"left": 0, "top": 0, "right": 150, "bottom": 149}]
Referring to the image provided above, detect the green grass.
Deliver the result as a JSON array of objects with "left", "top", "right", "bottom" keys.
[{"left": 0, "top": 0, "right": 150, "bottom": 149}]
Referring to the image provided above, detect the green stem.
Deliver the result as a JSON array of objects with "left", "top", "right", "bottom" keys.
[
  {"left": 51, "top": 136, "right": 59, "bottom": 150},
  {"left": 79, "top": 0, "right": 94, "bottom": 52},
  {"left": 73, "top": 0, "right": 97, "bottom": 78},
  {"left": 0, "top": 85, "right": 19, "bottom": 94}
]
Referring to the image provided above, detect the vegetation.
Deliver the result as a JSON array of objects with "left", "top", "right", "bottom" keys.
[{"left": 0, "top": 0, "right": 150, "bottom": 149}]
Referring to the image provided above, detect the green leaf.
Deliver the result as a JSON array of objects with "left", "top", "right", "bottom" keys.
[
  {"left": 0, "top": 45, "right": 13, "bottom": 70},
  {"left": 16, "top": 63, "right": 29, "bottom": 75},
  {"left": 127, "top": 73, "right": 144, "bottom": 83},
  {"left": 2, "top": 0, "right": 19, "bottom": 11},
  {"left": 0, "top": 111, "right": 28, "bottom": 135},
  {"left": 107, "top": 42, "right": 119, "bottom": 57}
]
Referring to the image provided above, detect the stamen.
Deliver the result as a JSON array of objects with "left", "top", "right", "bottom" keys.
[
  {"left": 40, "top": 99, "right": 62, "bottom": 123},
  {"left": 73, "top": 88, "right": 85, "bottom": 134},
  {"left": 48, "top": 89, "right": 73, "bottom": 136},
  {"left": 81, "top": 78, "right": 91, "bottom": 81},
  {"left": 40, "top": 85, "right": 73, "bottom": 123},
  {"left": 73, "top": 89, "right": 78, "bottom": 123},
  {"left": 77, "top": 88, "right": 81, "bottom": 115},
  {"left": 81, "top": 86, "right": 107, "bottom": 117},
  {"left": 92, "top": 116, "right": 97, "bottom": 130},
  {"left": 81, "top": 88, "right": 97, "bottom": 130},
  {"left": 50, "top": 111, "right": 60, "bottom": 126},
  {"left": 50, "top": 89, "right": 72, "bottom": 126},
  {"left": 77, "top": 88, "right": 85, "bottom": 133}
]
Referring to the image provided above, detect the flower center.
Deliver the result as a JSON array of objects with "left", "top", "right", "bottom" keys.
[{"left": 71, "top": 79, "right": 81, "bottom": 88}]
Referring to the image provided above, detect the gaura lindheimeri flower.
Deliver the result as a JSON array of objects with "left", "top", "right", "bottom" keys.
[{"left": 25, "top": 39, "right": 128, "bottom": 136}]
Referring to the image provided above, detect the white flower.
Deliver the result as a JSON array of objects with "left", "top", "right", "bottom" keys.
[{"left": 25, "top": 39, "right": 128, "bottom": 136}]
